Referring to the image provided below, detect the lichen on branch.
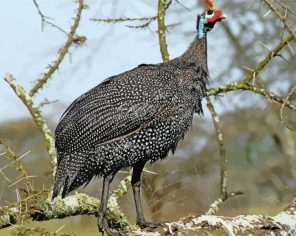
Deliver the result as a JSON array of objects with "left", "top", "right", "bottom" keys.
[
  {"left": 4, "top": 74, "right": 57, "bottom": 173},
  {"left": 157, "top": 0, "right": 170, "bottom": 62}
]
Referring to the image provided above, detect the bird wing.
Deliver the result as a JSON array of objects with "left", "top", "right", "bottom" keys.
[{"left": 55, "top": 66, "right": 173, "bottom": 153}]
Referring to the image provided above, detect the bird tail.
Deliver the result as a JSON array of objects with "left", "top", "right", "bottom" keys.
[{"left": 52, "top": 152, "right": 99, "bottom": 199}]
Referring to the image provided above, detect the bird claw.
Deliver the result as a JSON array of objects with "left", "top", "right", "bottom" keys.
[
  {"left": 87, "top": 209, "right": 98, "bottom": 216},
  {"left": 137, "top": 220, "right": 169, "bottom": 230},
  {"left": 97, "top": 217, "right": 116, "bottom": 236}
]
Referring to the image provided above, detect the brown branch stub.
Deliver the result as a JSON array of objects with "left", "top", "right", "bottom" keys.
[
  {"left": 4, "top": 73, "right": 57, "bottom": 174},
  {"left": 157, "top": 0, "right": 170, "bottom": 62},
  {"left": 29, "top": 0, "right": 85, "bottom": 97}
]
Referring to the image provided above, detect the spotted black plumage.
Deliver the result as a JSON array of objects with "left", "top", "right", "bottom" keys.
[
  {"left": 52, "top": 8, "right": 225, "bottom": 232},
  {"left": 53, "top": 36, "right": 208, "bottom": 199}
]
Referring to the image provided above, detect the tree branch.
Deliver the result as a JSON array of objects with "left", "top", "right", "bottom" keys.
[
  {"left": 90, "top": 16, "right": 157, "bottom": 24},
  {"left": 4, "top": 74, "right": 57, "bottom": 174},
  {"left": 29, "top": 0, "right": 85, "bottom": 97},
  {"left": 0, "top": 192, "right": 130, "bottom": 231},
  {"left": 32, "top": 0, "right": 68, "bottom": 35},
  {"left": 0, "top": 139, "right": 34, "bottom": 194},
  {"left": 206, "top": 98, "right": 243, "bottom": 215},
  {"left": 207, "top": 82, "right": 296, "bottom": 112},
  {"left": 240, "top": 33, "right": 294, "bottom": 84},
  {"left": 262, "top": 0, "right": 296, "bottom": 41},
  {"left": 126, "top": 198, "right": 296, "bottom": 235},
  {"left": 157, "top": 0, "right": 170, "bottom": 62}
]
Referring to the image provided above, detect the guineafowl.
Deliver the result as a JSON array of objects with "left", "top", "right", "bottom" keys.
[{"left": 52, "top": 1, "right": 226, "bottom": 235}]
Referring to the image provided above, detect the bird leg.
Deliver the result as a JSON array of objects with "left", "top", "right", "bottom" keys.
[
  {"left": 98, "top": 174, "right": 115, "bottom": 236},
  {"left": 132, "top": 161, "right": 168, "bottom": 229}
]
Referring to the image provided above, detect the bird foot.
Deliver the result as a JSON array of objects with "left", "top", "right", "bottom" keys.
[
  {"left": 97, "top": 218, "right": 120, "bottom": 236},
  {"left": 137, "top": 220, "right": 169, "bottom": 230}
]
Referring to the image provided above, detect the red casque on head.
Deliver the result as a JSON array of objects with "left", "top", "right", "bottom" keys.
[
  {"left": 202, "top": 0, "right": 227, "bottom": 23},
  {"left": 206, "top": 9, "right": 226, "bottom": 23}
]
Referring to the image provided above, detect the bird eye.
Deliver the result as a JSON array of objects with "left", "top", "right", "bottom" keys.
[
  {"left": 205, "top": 9, "right": 214, "bottom": 18},
  {"left": 207, "top": 9, "right": 214, "bottom": 15}
]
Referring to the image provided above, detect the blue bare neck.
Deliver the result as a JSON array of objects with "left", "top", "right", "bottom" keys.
[{"left": 197, "top": 15, "right": 208, "bottom": 39}]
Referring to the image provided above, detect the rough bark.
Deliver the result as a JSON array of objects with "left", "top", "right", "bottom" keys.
[{"left": 125, "top": 198, "right": 296, "bottom": 235}]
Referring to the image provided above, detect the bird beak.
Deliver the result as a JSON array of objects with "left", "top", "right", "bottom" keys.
[{"left": 220, "top": 12, "right": 227, "bottom": 20}]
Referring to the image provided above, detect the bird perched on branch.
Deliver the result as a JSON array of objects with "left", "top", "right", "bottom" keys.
[{"left": 52, "top": 0, "right": 226, "bottom": 235}]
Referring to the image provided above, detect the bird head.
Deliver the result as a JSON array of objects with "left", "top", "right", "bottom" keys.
[{"left": 197, "top": 0, "right": 227, "bottom": 39}]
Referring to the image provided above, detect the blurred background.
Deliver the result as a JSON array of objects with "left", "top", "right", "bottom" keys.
[{"left": 0, "top": 0, "right": 296, "bottom": 235}]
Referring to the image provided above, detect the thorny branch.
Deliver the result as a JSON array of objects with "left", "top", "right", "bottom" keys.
[
  {"left": 90, "top": 16, "right": 157, "bottom": 24},
  {"left": 29, "top": 0, "right": 85, "bottom": 97},
  {"left": 90, "top": 15, "right": 158, "bottom": 29},
  {"left": 0, "top": 139, "right": 34, "bottom": 194},
  {"left": 262, "top": 0, "right": 296, "bottom": 41},
  {"left": 240, "top": 33, "right": 294, "bottom": 84},
  {"left": 207, "top": 33, "right": 296, "bottom": 113},
  {"left": 206, "top": 98, "right": 243, "bottom": 215},
  {"left": 276, "top": 0, "right": 296, "bottom": 17},
  {"left": 4, "top": 74, "right": 57, "bottom": 175},
  {"left": 208, "top": 82, "right": 296, "bottom": 112}
]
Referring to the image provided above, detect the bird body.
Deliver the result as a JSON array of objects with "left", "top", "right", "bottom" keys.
[{"left": 53, "top": 38, "right": 208, "bottom": 198}]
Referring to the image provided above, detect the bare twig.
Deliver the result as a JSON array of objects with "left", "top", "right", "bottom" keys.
[
  {"left": 29, "top": 0, "right": 85, "bottom": 97},
  {"left": 32, "top": 0, "right": 68, "bottom": 35}
]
